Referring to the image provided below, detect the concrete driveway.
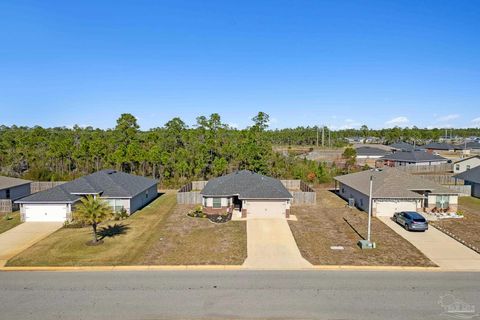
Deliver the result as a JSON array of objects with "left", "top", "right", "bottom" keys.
[
  {"left": 243, "top": 218, "right": 312, "bottom": 269},
  {"left": 379, "top": 217, "right": 480, "bottom": 271},
  {"left": 0, "top": 222, "right": 62, "bottom": 266}
]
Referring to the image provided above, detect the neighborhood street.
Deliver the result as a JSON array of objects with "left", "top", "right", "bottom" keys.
[{"left": 1, "top": 270, "right": 479, "bottom": 320}]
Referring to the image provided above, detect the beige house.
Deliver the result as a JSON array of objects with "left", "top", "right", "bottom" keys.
[
  {"left": 334, "top": 168, "right": 459, "bottom": 217},
  {"left": 454, "top": 156, "right": 480, "bottom": 174}
]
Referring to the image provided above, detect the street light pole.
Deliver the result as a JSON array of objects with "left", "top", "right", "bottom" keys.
[{"left": 367, "top": 175, "right": 373, "bottom": 242}]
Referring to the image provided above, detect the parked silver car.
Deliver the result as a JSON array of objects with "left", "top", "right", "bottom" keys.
[{"left": 393, "top": 211, "right": 428, "bottom": 232}]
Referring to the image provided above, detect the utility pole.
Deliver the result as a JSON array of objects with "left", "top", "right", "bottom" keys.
[
  {"left": 316, "top": 126, "right": 319, "bottom": 148},
  {"left": 322, "top": 126, "right": 325, "bottom": 148},
  {"left": 367, "top": 175, "right": 373, "bottom": 242},
  {"left": 328, "top": 128, "right": 331, "bottom": 148}
]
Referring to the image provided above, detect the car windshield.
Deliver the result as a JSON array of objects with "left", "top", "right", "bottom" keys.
[{"left": 413, "top": 218, "right": 426, "bottom": 222}]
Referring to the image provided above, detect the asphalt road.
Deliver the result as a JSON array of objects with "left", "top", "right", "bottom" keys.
[{"left": 1, "top": 270, "right": 479, "bottom": 320}]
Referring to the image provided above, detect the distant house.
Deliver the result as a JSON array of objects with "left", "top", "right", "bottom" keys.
[
  {"left": 334, "top": 168, "right": 459, "bottom": 217},
  {"left": 389, "top": 142, "right": 415, "bottom": 152},
  {"left": 453, "top": 156, "right": 480, "bottom": 174},
  {"left": 355, "top": 146, "right": 391, "bottom": 160},
  {"left": 423, "top": 142, "right": 454, "bottom": 153},
  {"left": 0, "top": 176, "right": 31, "bottom": 212},
  {"left": 15, "top": 170, "right": 158, "bottom": 222},
  {"left": 378, "top": 151, "right": 449, "bottom": 167},
  {"left": 200, "top": 170, "right": 293, "bottom": 218},
  {"left": 454, "top": 166, "right": 480, "bottom": 198}
]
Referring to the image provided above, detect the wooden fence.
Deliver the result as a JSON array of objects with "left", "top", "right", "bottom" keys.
[
  {"left": 414, "top": 174, "right": 461, "bottom": 185},
  {"left": 31, "top": 181, "right": 66, "bottom": 193},
  {"left": 444, "top": 185, "right": 472, "bottom": 197},
  {"left": 0, "top": 199, "right": 12, "bottom": 213},
  {"left": 177, "top": 179, "right": 316, "bottom": 205},
  {"left": 397, "top": 163, "right": 453, "bottom": 174}
]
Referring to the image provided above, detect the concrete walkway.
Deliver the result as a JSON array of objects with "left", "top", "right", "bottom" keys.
[
  {"left": 0, "top": 222, "right": 62, "bottom": 267},
  {"left": 379, "top": 217, "right": 480, "bottom": 271},
  {"left": 243, "top": 218, "right": 312, "bottom": 269}
]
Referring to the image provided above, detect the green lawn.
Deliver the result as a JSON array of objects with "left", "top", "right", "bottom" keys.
[
  {"left": 7, "top": 192, "right": 247, "bottom": 266},
  {"left": 7, "top": 193, "right": 178, "bottom": 266},
  {"left": 0, "top": 211, "right": 22, "bottom": 234}
]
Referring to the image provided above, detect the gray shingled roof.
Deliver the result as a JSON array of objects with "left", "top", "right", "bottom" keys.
[
  {"left": 16, "top": 170, "right": 158, "bottom": 203},
  {"left": 201, "top": 170, "right": 292, "bottom": 199},
  {"left": 423, "top": 142, "right": 454, "bottom": 150},
  {"left": 389, "top": 142, "right": 415, "bottom": 152},
  {"left": 454, "top": 155, "right": 480, "bottom": 164},
  {"left": 334, "top": 168, "right": 458, "bottom": 199},
  {"left": 355, "top": 146, "right": 391, "bottom": 157},
  {"left": 454, "top": 166, "right": 480, "bottom": 184},
  {"left": 0, "top": 176, "right": 31, "bottom": 190},
  {"left": 454, "top": 142, "right": 480, "bottom": 150},
  {"left": 380, "top": 151, "right": 447, "bottom": 163}
]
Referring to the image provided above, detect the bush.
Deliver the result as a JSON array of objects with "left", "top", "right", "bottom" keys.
[{"left": 113, "top": 208, "right": 129, "bottom": 220}]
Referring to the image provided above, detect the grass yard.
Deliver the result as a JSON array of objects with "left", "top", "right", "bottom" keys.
[
  {"left": 141, "top": 204, "right": 247, "bottom": 265},
  {"left": 289, "top": 189, "right": 436, "bottom": 267},
  {"left": 8, "top": 193, "right": 178, "bottom": 266},
  {"left": 432, "top": 196, "right": 480, "bottom": 250},
  {"left": 0, "top": 211, "right": 22, "bottom": 234}
]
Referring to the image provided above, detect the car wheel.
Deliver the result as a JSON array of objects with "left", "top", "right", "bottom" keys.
[{"left": 404, "top": 223, "right": 409, "bottom": 231}]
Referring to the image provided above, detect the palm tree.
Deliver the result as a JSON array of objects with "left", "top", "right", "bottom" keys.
[{"left": 74, "top": 195, "right": 112, "bottom": 244}]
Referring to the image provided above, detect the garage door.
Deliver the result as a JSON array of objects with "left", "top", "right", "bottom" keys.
[
  {"left": 24, "top": 204, "right": 68, "bottom": 222},
  {"left": 246, "top": 200, "right": 286, "bottom": 219},
  {"left": 375, "top": 200, "right": 418, "bottom": 217}
]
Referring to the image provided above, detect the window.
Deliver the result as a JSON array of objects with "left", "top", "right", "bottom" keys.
[
  {"left": 341, "top": 188, "right": 345, "bottom": 194},
  {"left": 360, "top": 199, "right": 363, "bottom": 207},
  {"left": 5, "top": 189, "right": 10, "bottom": 199},
  {"left": 212, "top": 198, "right": 222, "bottom": 208},
  {"left": 436, "top": 195, "right": 450, "bottom": 209},
  {"left": 145, "top": 190, "right": 149, "bottom": 199},
  {"left": 455, "top": 164, "right": 460, "bottom": 171},
  {"left": 467, "top": 165, "right": 471, "bottom": 170}
]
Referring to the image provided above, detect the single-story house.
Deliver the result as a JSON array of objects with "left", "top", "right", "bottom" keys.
[
  {"left": 200, "top": 170, "right": 293, "bottom": 218},
  {"left": 377, "top": 151, "right": 449, "bottom": 167},
  {"left": 389, "top": 141, "right": 415, "bottom": 152},
  {"left": 15, "top": 170, "right": 158, "bottom": 222},
  {"left": 454, "top": 166, "right": 480, "bottom": 198},
  {"left": 355, "top": 146, "right": 391, "bottom": 159},
  {"left": 453, "top": 156, "right": 480, "bottom": 174},
  {"left": 0, "top": 176, "right": 31, "bottom": 212},
  {"left": 334, "top": 168, "right": 459, "bottom": 217},
  {"left": 423, "top": 142, "right": 455, "bottom": 153}
]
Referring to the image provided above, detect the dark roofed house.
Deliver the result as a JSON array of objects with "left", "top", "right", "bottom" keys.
[
  {"left": 378, "top": 151, "right": 449, "bottom": 167},
  {"left": 0, "top": 176, "right": 31, "bottom": 212},
  {"left": 390, "top": 142, "right": 415, "bottom": 152},
  {"left": 201, "top": 170, "right": 293, "bottom": 218},
  {"left": 454, "top": 166, "right": 480, "bottom": 198},
  {"left": 15, "top": 170, "right": 158, "bottom": 222},
  {"left": 335, "top": 168, "right": 459, "bottom": 217},
  {"left": 423, "top": 142, "right": 454, "bottom": 153},
  {"left": 355, "top": 146, "right": 391, "bottom": 159}
]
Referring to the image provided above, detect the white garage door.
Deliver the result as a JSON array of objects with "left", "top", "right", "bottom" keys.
[
  {"left": 375, "top": 200, "right": 418, "bottom": 217},
  {"left": 24, "top": 204, "right": 68, "bottom": 222},
  {"left": 246, "top": 200, "right": 286, "bottom": 219}
]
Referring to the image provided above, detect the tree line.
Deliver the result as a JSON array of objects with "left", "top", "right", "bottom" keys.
[{"left": 0, "top": 112, "right": 336, "bottom": 187}]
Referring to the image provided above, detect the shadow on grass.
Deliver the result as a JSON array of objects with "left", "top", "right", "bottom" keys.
[
  {"left": 98, "top": 223, "right": 130, "bottom": 240},
  {"left": 343, "top": 217, "right": 365, "bottom": 240}
]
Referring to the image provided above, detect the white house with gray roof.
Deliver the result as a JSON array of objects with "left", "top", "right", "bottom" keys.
[
  {"left": 378, "top": 151, "right": 449, "bottom": 167},
  {"left": 454, "top": 166, "right": 480, "bottom": 198},
  {"left": 200, "top": 170, "right": 293, "bottom": 218},
  {"left": 0, "top": 176, "right": 31, "bottom": 212},
  {"left": 334, "top": 168, "right": 459, "bottom": 217},
  {"left": 15, "top": 170, "right": 158, "bottom": 222}
]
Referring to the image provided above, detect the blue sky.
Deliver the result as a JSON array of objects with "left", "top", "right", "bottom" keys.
[{"left": 1, "top": 0, "right": 479, "bottom": 130}]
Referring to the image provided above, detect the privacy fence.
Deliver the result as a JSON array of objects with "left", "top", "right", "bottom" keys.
[
  {"left": 177, "top": 179, "right": 316, "bottom": 205},
  {"left": 0, "top": 181, "right": 66, "bottom": 213},
  {"left": 397, "top": 163, "right": 453, "bottom": 174}
]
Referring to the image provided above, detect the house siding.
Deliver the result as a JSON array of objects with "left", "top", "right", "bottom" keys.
[
  {"left": 338, "top": 183, "right": 370, "bottom": 212},
  {"left": 0, "top": 183, "right": 31, "bottom": 201},
  {"left": 129, "top": 184, "right": 158, "bottom": 214},
  {"left": 454, "top": 157, "right": 480, "bottom": 173}
]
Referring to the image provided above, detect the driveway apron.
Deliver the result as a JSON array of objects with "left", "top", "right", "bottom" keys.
[
  {"left": 379, "top": 217, "right": 480, "bottom": 271},
  {"left": 0, "top": 222, "right": 62, "bottom": 266},
  {"left": 243, "top": 218, "right": 312, "bottom": 269}
]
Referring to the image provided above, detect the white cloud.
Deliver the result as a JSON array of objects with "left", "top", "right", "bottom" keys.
[
  {"left": 472, "top": 117, "right": 480, "bottom": 127},
  {"left": 329, "top": 118, "right": 361, "bottom": 130},
  {"left": 385, "top": 116, "right": 409, "bottom": 127},
  {"left": 436, "top": 114, "right": 460, "bottom": 122}
]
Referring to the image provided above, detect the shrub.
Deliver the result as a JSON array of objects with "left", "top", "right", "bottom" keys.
[{"left": 113, "top": 208, "right": 129, "bottom": 220}]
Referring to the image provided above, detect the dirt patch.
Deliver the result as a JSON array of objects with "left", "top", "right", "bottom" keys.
[
  {"left": 141, "top": 204, "right": 247, "bottom": 265},
  {"left": 288, "top": 189, "right": 436, "bottom": 266},
  {"left": 432, "top": 197, "right": 480, "bottom": 251}
]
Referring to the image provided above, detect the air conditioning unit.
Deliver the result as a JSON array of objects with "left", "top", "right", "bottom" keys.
[{"left": 348, "top": 198, "right": 355, "bottom": 207}]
